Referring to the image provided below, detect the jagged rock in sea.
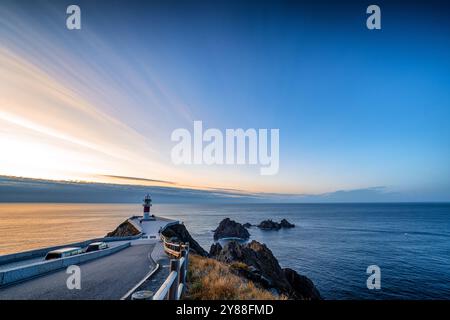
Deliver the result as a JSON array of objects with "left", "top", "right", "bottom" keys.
[
  {"left": 243, "top": 223, "right": 252, "bottom": 228},
  {"left": 162, "top": 223, "right": 208, "bottom": 257},
  {"left": 257, "top": 219, "right": 282, "bottom": 230},
  {"left": 257, "top": 219, "right": 295, "bottom": 230},
  {"left": 210, "top": 240, "right": 321, "bottom": 300},
  {"left": 280, "top": 219, "right": 295, "bottom": 228},
  {"left": 213, "top": 218, "right": 250, "bottom": 240},
  {"left": 106, "top": 219, "right": 140, "bottom": 237}
]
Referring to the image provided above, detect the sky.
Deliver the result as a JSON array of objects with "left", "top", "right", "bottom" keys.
[{"left": 0, "top": 0, "right": 449, "bottom": 202}]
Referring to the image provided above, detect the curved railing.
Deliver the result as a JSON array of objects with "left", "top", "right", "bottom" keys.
[
  {"left": 153, "top": 232, "right": 190, "bottom": 300},
  {"left": 160, "top": 234, "right": 189, "bottom": 259}
]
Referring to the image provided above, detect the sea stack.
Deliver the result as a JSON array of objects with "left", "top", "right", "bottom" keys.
[
  {"left": 213, "top": 218, "right": 250, "bottom": 240},
  {"left": 257, "top": 219, "right": 295, "bottom": 230}
]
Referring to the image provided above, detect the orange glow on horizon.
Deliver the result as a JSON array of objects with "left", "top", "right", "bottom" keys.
[{"left": 0, "top": 48, "right": 308, "bottom": 196}]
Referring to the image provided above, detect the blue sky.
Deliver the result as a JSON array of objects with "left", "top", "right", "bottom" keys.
[{"left": 0, "top": 0, "right": 449, "bottom": 201}]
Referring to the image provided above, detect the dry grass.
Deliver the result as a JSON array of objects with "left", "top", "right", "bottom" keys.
[{"left": 185, "top": 254, "right": 282, "bottom": 300}]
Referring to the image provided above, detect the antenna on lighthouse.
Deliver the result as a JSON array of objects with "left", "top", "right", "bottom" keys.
[{"left": 143, "top": 194, "right": 152, "bottom": 220}]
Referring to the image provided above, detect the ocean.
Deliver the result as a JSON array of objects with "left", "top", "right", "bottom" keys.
[{"left": 0, "top": 202, "right": 449, "bottom": 300}]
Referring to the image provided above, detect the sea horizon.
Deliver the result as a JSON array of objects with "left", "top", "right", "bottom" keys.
[{"left": 2, "top": 201, "right": 450, "bottom": 204}]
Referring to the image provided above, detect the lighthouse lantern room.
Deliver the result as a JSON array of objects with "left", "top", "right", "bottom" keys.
[{"left": 143, "top": 194, "right": 152, "bottom": 220}]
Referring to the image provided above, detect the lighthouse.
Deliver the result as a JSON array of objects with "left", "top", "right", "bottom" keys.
[{"left": 143, "top": 194, "right": 152, "bottom": 220}]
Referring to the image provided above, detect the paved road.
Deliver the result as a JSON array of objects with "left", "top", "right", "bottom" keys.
[
  {"left": 134, "top": 218, "right": 173, "bottom": 238},
  {"left": 0, "top": 244, "right": 156, "bottom": 300}
]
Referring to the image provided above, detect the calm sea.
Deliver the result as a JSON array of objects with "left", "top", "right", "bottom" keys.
[{"left": 0, "top": 202, "right": 449, "bottom": 300}]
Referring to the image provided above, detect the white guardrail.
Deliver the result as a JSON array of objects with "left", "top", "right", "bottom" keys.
[{"left": 152, "top": 234, "right": 190, "bottom": 300}]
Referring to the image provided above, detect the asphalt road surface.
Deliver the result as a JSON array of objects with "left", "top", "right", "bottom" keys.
[{"left": 0, "top": 244, "right": 156, "bottom": 300}]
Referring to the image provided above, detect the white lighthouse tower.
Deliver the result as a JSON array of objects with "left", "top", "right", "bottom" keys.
[{"left": 143, "top": 194, "right": 152, "bottom": 220}]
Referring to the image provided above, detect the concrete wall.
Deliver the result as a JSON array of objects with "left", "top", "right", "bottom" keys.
[
  {"left": 157, "top": 216, "right": 180, "bottom": 223},
  {"left": 0, "top": 238, "right": 104, "bottom": 266},
  {"left": 103, "top": 234, "right": 142, "bottom": 242},
  {"left": 0, "top": 234, "right": 142, "bottom": 266},
  {"left": 0, "top": 242, "right": 130, "bottom": 287}
]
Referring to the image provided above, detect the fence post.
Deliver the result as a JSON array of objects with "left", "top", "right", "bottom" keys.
[
  {"left": 177, "top": 243, "right": 181, "bottom": 257},
  {"left": 185, "top": 244, "right": 190, "bottom": 276},
  {"left": 168, "top": 259, "right": 179, "bottom": 300},
  {"left": 179, "top": 249, "right": 187, "bottom": 296}
]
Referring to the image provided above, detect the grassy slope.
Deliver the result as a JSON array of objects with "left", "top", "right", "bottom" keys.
[{"left": 185, "top": 254, "right": 284, "bottom": 300}]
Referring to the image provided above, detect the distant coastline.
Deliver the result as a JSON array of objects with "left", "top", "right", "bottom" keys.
[{"left": 2, "top": 175, "right": 449, "bottom": 203}]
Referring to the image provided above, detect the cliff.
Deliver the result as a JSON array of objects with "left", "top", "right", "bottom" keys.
[
  {"left": 105, "top": 219, "right": 140, "bottom": 237},
  {"left": 210, "top": 240, "right": 321, "bottom": 300}
]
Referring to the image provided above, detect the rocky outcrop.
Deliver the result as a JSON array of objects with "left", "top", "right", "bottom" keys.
[
  {"left": 210, "top": 240, "right": 320, "bottom": 300},
  {"left": 213, "top": 218, "right": 250, "bottom": 240},
  {"left": 257, "top": 219, "right": 295, "bottom": 230},
  {"left": 209, "top": 243, "right": 223, "bottom": 257},
  {"left": 243, "top": 223, "right": 252, "bottom": 228},
  {"left": 162, "top": 223, "right": 208, "bottom": 256},
  {"left": 106, "top": 219, "right": 140, "bottom": 237},
  {"left": 280, "top": 219, "right": 295, "bottom": 228},
  {"left": 211, "top": 240, "right": 289, "bottom": 291},
  {"left": 283, "top": 268, "right": 321, "bottom": 300},
  {"left": 257, "top": 219, "right": 281, "bottom": 230}
]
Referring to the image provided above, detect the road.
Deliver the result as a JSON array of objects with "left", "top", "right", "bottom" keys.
[
  {"left": 0, "top": 244, "right": 156, "bottom": 300},
  {"left": 132, "top": 217, "right": 176, "bottom": 238}
]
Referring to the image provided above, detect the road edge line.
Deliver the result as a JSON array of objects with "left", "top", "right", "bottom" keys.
[{"left": 120, "top": 263, "right": 160, "bottom": 300}]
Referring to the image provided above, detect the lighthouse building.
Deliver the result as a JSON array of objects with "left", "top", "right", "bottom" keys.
[{"left": 142, "top": 194, "right": 153, "bottom": 220}]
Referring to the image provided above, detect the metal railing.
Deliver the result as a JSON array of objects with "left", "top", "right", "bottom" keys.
[{"left": 153, "top": 235, "right": 190, "bottom": 300}]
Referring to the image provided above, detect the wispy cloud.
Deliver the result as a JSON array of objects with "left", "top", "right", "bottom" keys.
[
  {"left": 100, "top": 175, "right": 177, "bottom": 186},
  {"left": 0, "top": 175, "right": 418, "bottom": 203},
  {"left": 0, "top": 47, "right": 176, "bottom": 180},
  {"left": 0, "top": 2, "right": 196, "bottom": 185}
]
